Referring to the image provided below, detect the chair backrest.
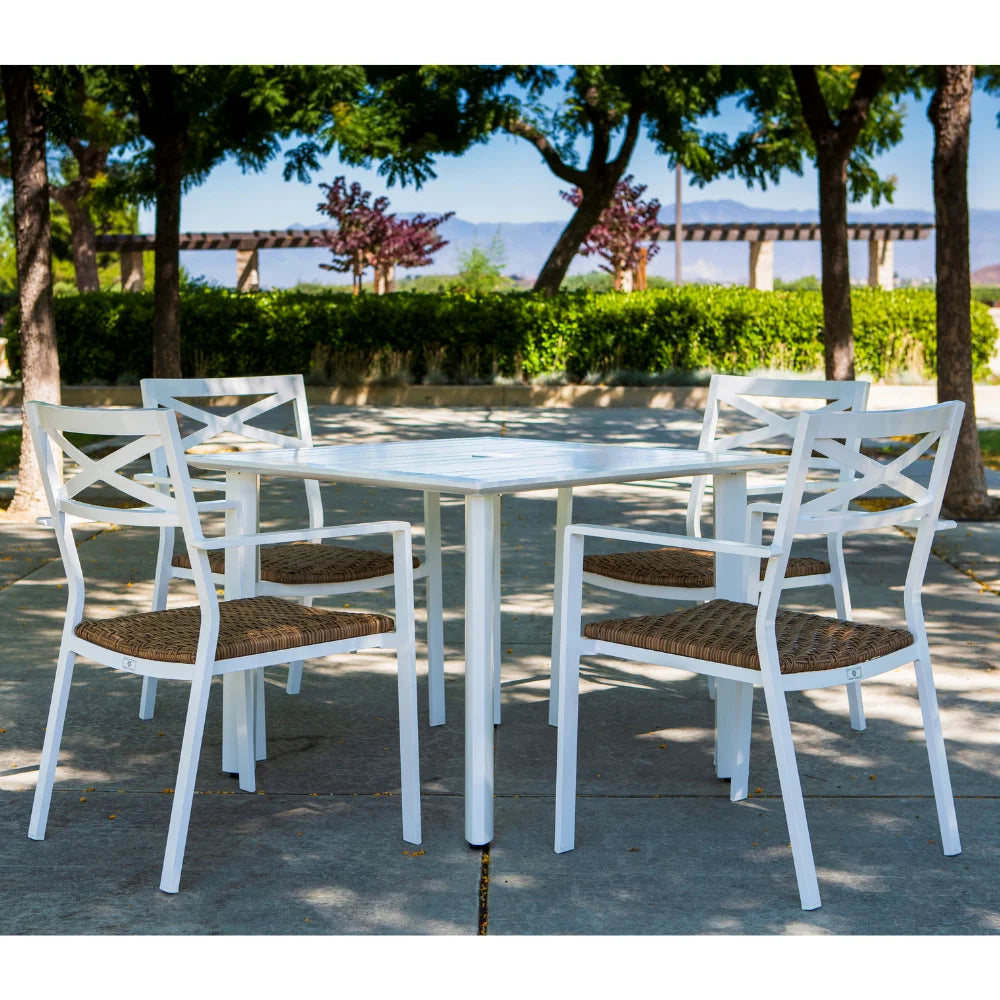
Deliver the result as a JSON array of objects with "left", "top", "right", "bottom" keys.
[
  {"left": 26, "top": 401, "right": 220, "bottom": 625},
  {"left": 758, "top": 401, "right": 964, "bottom": 635},
  {"left": 688, "top": 374, "right": 870, "bottom": 536},
  {"left": 141, "top": 375, "right": 321, "bottom": 527}
]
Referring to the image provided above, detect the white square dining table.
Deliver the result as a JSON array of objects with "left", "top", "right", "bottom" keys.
[{"left": 188, "top": 436, "right": 788, "bottom": 847}]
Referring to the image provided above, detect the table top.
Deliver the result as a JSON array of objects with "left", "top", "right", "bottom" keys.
[{"left": 187, "top": 436, "right": 788, "bottom": 496}]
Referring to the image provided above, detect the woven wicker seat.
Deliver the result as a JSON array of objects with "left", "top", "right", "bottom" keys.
[
  {"left": 582, "top": 548, "right": 830, "bottom": 588},
  {"left": 76, "top": 595, "right": 395, "bottom": 664},
  {"left": 171, "top": 542, "right": 419, "bottom": 586},
  {"left": 584, "top": 598, "right": 913, "bottom": 674}
]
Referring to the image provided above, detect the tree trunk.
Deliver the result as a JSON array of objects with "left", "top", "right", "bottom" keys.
[
  {"left": 352, "top": 253, "right": 364, "bottom": 295},
  {"left": 817, "top": 149, "right": 855, "bottom": 379},
  {"left": 151, "top": 134, "right": 184, "bottom": 378},
  {"left": 52, "top": 190, "right": 101, "bottom": 292},
  {"left": 929, "top": 65, "right": 998, "bottom": 519},
  {"left": 534, "top": 180, "right": 618, "bottom": 295},
  {"left": 1, "top": 66, "right": 61, "bottom": 521},
  {"left": 791, "top": 65, "right": 884, "bottom": 382}
]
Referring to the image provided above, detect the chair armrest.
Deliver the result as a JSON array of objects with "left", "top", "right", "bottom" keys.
[
  {"left": 747, "top": 501, "right": 782, "bottom": 517},
  {"left": 566, "top": 523, "right": 778, "bottom": 559},
  {"left": 194, "top": 499, "right": 243, "bottom": 514},
  {"left": 899, "top": 518, "right": 957, "bottom": 532},
  {"left": 135, "top": 472, "right": 225, "bottom": 493},
  {"left": 36, "top": 513, "right": 96, "bottom": 528},
  {"left": 192, "top": 520, "right": 411, "bottom": 551},
  {"left": 36, "top": 499, "right": 241, "bottom": 529},
  {"left": 747, "top": 481, "right": 841, "bottom": 498}
]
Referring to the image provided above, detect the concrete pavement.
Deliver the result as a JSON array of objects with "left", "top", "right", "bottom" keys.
[{"left": 1, "top": 404, "right": 999, "bottom": 936}]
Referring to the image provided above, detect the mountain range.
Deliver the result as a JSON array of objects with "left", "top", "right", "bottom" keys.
[{"left": 178, "top": 199, "right": 1000, "bottom": 289}]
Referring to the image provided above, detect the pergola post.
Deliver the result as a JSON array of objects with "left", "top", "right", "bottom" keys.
[
  {"left": 748, "top": 240, "right": 774, "bottom": 291},
  {"left": 868, "top": 236, "right": 894, "bottom": 290},
  {"left": 120, "top": 250, "right": 145, "bottom": 292},
  {"left": 236, "top": 248, "right": 260, "bottom": 292}
]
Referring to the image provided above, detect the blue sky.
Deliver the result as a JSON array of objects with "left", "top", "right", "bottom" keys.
[
  {"left": 5, "top": 3, "right": 998, "bottom": 234},
  {"left": 157, "top": 87, "right": 1000, "bottom": 235}
]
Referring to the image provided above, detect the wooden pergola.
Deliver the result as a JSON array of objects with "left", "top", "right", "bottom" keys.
[
  {"left": 95, "top": 230, "right": 337, "bottom": 292},
  {"left": 97, "top": 221, "right": 935, "bottom": 292},
  {"left": 652, "top": 221, "right": 934, "bottom": 290}
]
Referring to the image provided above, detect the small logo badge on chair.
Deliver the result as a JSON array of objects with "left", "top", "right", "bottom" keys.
[
  {"left": 846, "top": 666, "right": 862, "bottom": 681},
  {"left": 122, "top": 657, "right": 137, "bottom": 672}
]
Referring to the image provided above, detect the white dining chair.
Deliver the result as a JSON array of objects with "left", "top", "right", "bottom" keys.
[
  {"left": 135, "top": 375, "right": 446, "bottom": 728},
  {"left": 25, "top": 400, "right": 421, "bottom": 893},
  {"left": 554, "top": 401, "right": 964, "bottom": 910},
  {"left": 568, "top": 374, "right": 870, "bottom": 731}
]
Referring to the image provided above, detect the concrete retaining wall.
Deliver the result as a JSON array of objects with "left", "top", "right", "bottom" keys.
[{"left": 4, "top": 382, "right": 1000, "bottom": 418}]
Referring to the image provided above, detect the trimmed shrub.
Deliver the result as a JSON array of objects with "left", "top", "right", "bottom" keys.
[{"left": 3, "top": 286, "right": 996, "bottom": 384}]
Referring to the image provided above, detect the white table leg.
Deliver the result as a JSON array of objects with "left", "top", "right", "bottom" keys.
[
  {"left": 465, "top": 494, "right": 496, "bottom": 846},
  {"left": 423, "top": 491, "right": 446, "bottom": 727},
  {"left": 221, "top": 470, "right": 259, "bottom": 790},
  {"left": 548, "top": 487, "right": 573, "bottom": 727},
  {"left": 712, "top": 470, "right": 752, "bottom": 802},
  {"left": 492, "top": 494, "right": 503, "bottom": 725}
]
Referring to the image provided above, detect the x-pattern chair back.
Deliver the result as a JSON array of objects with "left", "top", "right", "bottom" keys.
[
  {"left": 769, "top": 403, "right": 960, "bottom": 559},
  {"left": 142, "top": 376, "right": 317, "bottom": 514},
  {"left": 32, "top": 404, "right": 189, "bottom": 533},
  {"left": 687, "top": 374, "right": 870, "bottom": 537}
]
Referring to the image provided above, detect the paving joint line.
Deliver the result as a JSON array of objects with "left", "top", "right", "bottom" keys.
[
  {"left": 477, "top": 847, "right": 490, "bottom": 935},
  {"left": 897, "top": 524, "right": 1000, "bottom": 597},
  {"left": 0, "top": 523, "right": 110, "bottom": 593}
]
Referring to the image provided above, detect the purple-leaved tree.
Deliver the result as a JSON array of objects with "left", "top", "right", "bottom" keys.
[
  {"left": 315, "top": 176, "right": 452, "bottom": 294},
  {"left": 562, "top": 175, "right": 661, "bottom": 291}
]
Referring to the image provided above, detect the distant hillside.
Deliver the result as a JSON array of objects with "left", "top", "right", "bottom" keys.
[
  {"left": 972, "top": 264, "right": 1000, "bottom": 284},
  {"left": 177, "top": 200, "right": 1000, "bottom": 290}
]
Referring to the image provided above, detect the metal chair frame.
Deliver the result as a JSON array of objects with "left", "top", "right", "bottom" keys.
[
  {"left": 554, "top": 401, "right": 964, "bottom": 909},
  {"left": 26, "top": 400, "right": 421, "bottom": 893}
]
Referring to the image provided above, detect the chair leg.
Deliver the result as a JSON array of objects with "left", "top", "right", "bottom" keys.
[
  {"left": 254, "top": 667, "right": 267, "bottom": 762},
  {"left": 828, "top": 533, "right": 865, "bottom": 731},
  {"left": 159, "top": 668, "right": 215, "bottom": 894},
  {"left": 138, "top": 677, "right": 158, "bottom": 721},
  {"left": 140, "top": 531, "right": 175, "bottom": 721},
  {"left": 912, "top": 651, "right": 961, "bottom": 856},
  {"left": 28, "top": 647, "right": 77, "bottom": 841},
  {"left": 285, "top": 597, "right": 311, "bottom": 696},
  {"left": 554, "top": 645, "right": 582, "bottom": 854},
  {"left": 424, "top": 491, "right": 446, "bottom": 727},
  {"left": 760, "top": 677, "right": 821, "bottom": 910},
  {"left": 396, "top": 640, "right": 422, "bottom": 845}
]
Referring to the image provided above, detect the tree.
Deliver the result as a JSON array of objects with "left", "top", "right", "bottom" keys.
[
  {"left": 704, "top": 66, "right": 908, "bottom": 379},
  {"left": 1, "top": 65, "right": 60, "bottom": 522},
  {"left": 1, "top": 67, "right": 139, "bottom": 294},
  {"left": 928, "top": 66, "right": 1000, "bottom": 519},
  {"left": 314, "top": 176, "right": 452, "bottom": 294},
  {"left": 43, "top": 67, "right": 139, "bottom": 293},
  {"left": 453, "top": 231, "right": 510, "bottom": 294},
  {"left": 100, "top": 65, "right": 366, "bottom": 376},
  {"left": 561, "top": 174, "right": 661, "bottom": 292},
  {"left": 331, "top": 66, "right": 735, "bottom": 295}
]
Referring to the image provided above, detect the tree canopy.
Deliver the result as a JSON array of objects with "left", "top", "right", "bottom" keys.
[{"left": 330, "top": 65, "right": 738, "bottom": 293}]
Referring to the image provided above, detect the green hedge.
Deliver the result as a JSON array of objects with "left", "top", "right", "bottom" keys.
[{"left": 3, "top": 286, "right": 996, "bottom": 384}]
